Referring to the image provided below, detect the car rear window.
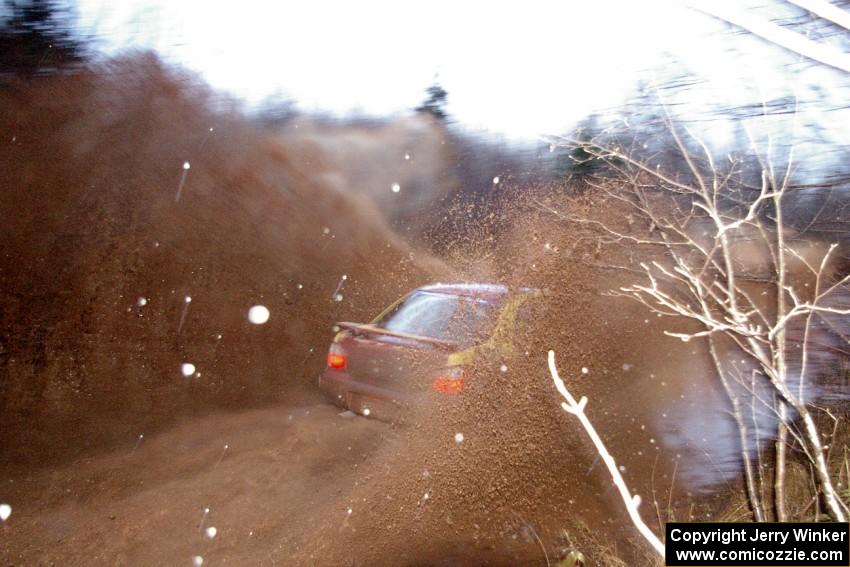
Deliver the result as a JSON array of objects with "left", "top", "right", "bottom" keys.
[{"left": 374, "top": 291, "right": 498, "bottom": 345}]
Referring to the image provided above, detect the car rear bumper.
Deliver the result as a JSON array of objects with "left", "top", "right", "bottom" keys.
[
  {"left": 318, "top": 368, "right": 409, "bottom": 417},
  {"left": 318, "top": 368, "right": 464, "bottom": 422}
]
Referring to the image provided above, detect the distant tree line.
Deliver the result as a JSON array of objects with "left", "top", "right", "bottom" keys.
[{"left": 0, "top": 0, "right": 88, "bottom": 78}]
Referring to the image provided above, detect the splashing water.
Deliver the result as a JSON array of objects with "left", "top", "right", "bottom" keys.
[
  {"left": 175, "top": 161, "right": 191, "bottom": 202},
  {"left": 131, "top": 433, "right": 144, "bottom": 453},
  {"left": 198, "top": 127, "right": 214, "bottom": 150},
  {"left": 177, "top": 295, "right": 192, "bottom": 333},
  {"left": 247, "top": 305, "right": 270, "bottom": 325},
  {"left": 214, "top": 444, "right": 229, "bottom": 468},
  {"left": 330, "top": 274, "right": 348, "bottom": 300},
  {"left": 199, "top": 507, "right": 210, "bottom": 530}
]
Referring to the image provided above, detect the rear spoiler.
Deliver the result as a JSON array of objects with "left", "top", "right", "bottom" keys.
[{"left": 336, "top": 321, "right": 459, "bottom": 350}]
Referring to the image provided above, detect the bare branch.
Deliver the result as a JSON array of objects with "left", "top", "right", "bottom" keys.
[
  {"left": 548, "top": 351, "right": 666, "bottom": 557},
  {"left": 683, "top": 1, "right": 850, "bottom": 73},
  {"left": 785, "top": 0, "right": 850, "bottom": 32}
]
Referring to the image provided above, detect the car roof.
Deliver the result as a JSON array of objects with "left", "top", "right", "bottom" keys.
[{"left": 416, "top": 283, "right": 510, "bottom": 301}]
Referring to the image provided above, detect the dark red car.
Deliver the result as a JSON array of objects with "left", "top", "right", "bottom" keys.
[{"left": 317, "top": 283, "right": 540, "bottom": 418}]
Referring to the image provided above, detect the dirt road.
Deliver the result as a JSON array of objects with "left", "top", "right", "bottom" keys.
[
  {"left": 1, "top": 402, "right": 391, "bottom": 565},
  {"left": 3, "top": 398, "right": 613, "bottom": 566}
]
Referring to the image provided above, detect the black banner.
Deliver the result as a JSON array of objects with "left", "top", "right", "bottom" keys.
[{"left": 665, "top": 523, "right": 849, "bottom": 566}]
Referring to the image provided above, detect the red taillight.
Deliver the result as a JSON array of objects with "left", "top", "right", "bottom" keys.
[
  {"left": 432, "top": 377, "right": 464, "bottom": 393},
  {"left": 432, "top": 367, "right": 466, "bottom": 393},
  {"left": 327, "top": 345, "right": 347, "bottom": 370},
  {"left": 327, "top": 353, "right": 346, "bottom": 369}
]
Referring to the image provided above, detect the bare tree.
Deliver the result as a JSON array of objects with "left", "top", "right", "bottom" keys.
[{"left": 542, "top": 101, "right": 849, "bottom": 522}]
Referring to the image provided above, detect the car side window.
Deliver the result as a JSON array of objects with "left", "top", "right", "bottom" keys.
[{"left": 375, "top": 291, "right": 497, "bottom": 345}]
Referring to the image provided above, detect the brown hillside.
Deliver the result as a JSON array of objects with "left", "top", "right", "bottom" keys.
[{"left": 0, "top": 54, "right": 445, "bottom": 466}]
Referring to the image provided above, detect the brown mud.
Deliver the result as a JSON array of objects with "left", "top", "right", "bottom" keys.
[
  {"left": 0, "top": 55, "right": 775, "bottom": 566},
  {"left": 0, "top": 54, "right": 446, "bottom": 468}
]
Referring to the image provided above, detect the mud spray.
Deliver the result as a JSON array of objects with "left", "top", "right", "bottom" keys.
[{"left": 1, "top": 55, "right": 847, "bottom": 566}]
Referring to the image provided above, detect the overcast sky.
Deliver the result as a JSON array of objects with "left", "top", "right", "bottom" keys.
[
  {"left": 75, "top": 1, "right": 718, "bottom": 136},
  {"left": 75, "top": 0, "right": 849, "bottom": 143}
]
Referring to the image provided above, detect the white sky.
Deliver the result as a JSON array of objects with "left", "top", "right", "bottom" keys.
[{"left": 75, "top": 0, "right": 843, "bottom": 141}]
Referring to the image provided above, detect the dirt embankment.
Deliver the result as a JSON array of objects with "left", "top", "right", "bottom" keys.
[{"left": 0, "top": 54, "right": 447, "bottom": 468}]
